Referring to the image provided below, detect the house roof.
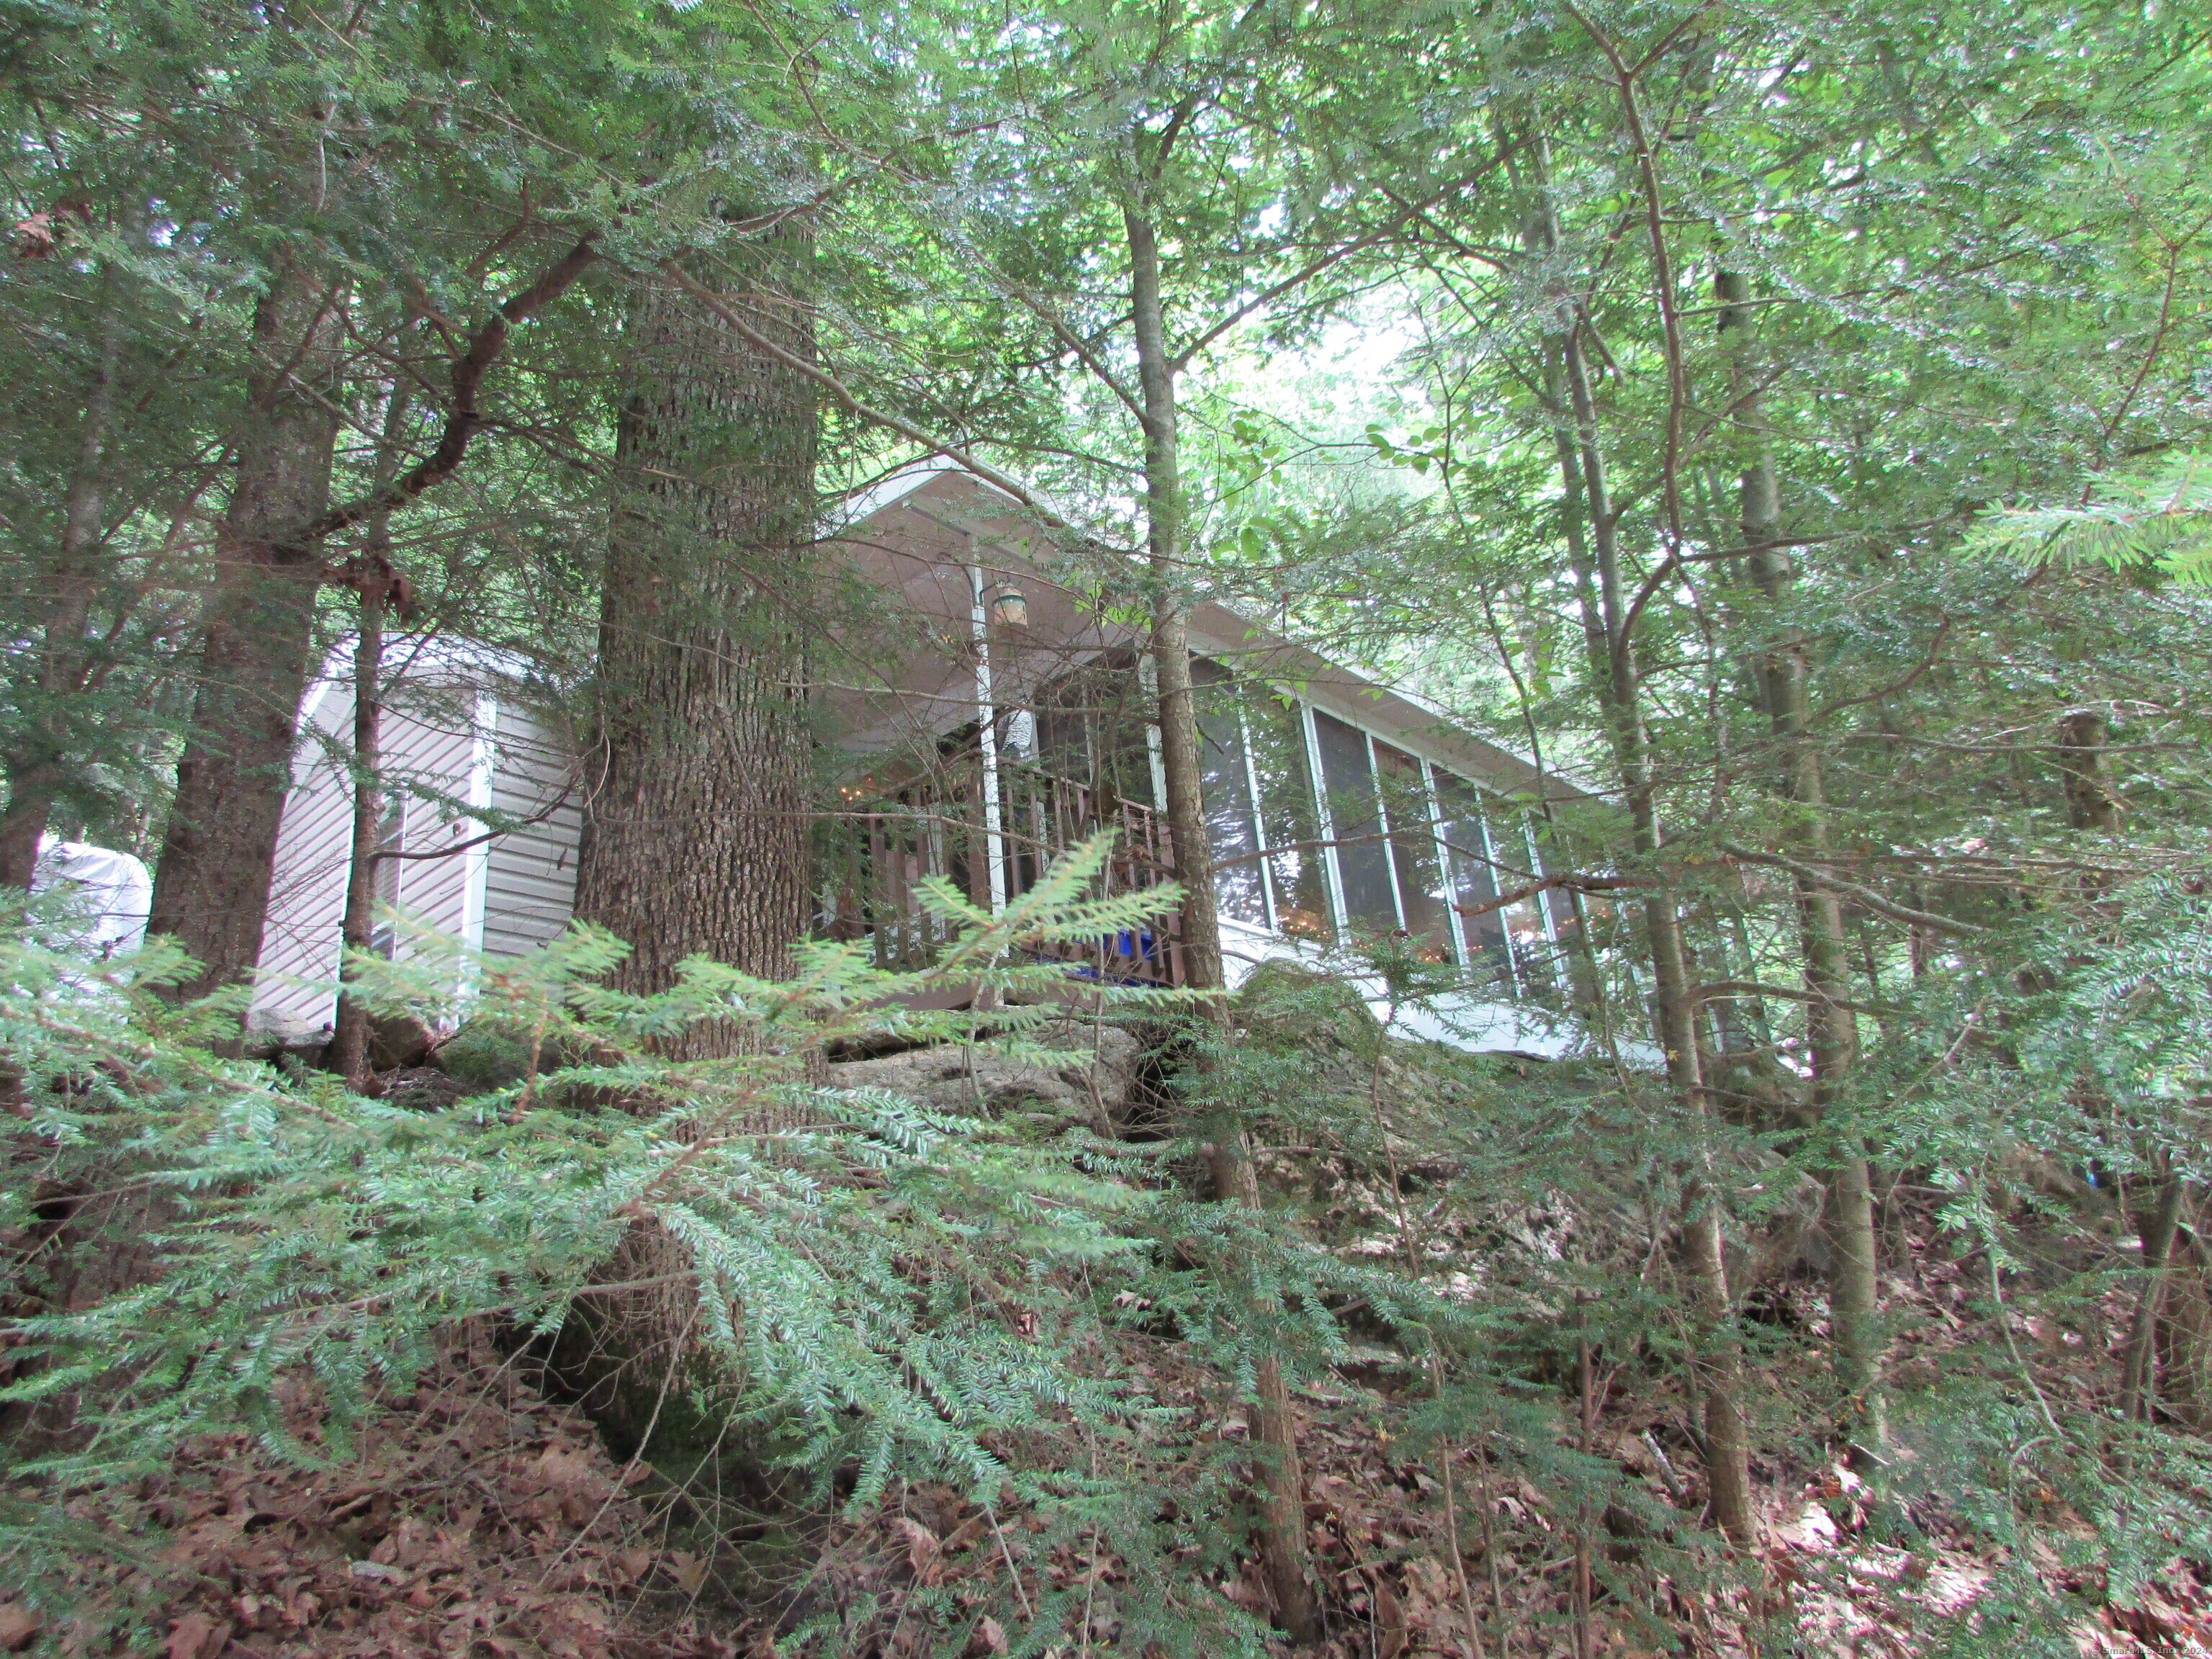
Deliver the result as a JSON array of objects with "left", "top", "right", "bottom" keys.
[
  {"left": 831, "top": 464, "right": 1599, "bottom": 804},
  {"left": 307, "top": 463, "right": 1601, "bottom": 809}
]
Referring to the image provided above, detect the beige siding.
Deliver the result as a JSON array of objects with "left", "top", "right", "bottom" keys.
[
  {"left": 481, "top": 704, "right": 582, "bottom": 957},
  {"left": 251, "top": 681, "right": 356, "bottom": 1038},
  {"left": 388, "top": 690, "right": 490, "bottom": 954},
  {"left": 250, "top": 668, "right": 495, "bottom": 1039}
]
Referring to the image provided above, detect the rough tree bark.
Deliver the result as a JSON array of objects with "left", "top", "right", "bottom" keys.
[
  {"left": 571, "top": 233, "right": 819, "bottom": 1051},
  {"left": 553, "top": 233, "right": 821, "bottom": 1455},
  {"left": 147, "top": 258, "right": 347, "bottom": 1002},
  {"left": 1717, "top": 269, "right": 1884, "bottom": 1475},
  {"left": 1, "top": 256, "right": 132, "bottom": 886}
]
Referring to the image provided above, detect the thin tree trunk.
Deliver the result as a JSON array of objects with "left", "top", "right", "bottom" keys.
[
  {"left": 327, "top": 573, "right": 387, "bottom": 1086},
  {"left": 2121, "top": 1172, "right": 2186, "bottom": 1422},
  {"left": 1123, "top": 210, "right": 1223, "bottom": 1002},
  {"left": 1126, "top": 200, "right": 1321, "bottom": 1642},
  {"left": 1557, "top": 313, "right": 1758, "bottom": 1545},
  {"left": 327, "top": 388, "right": 411, "bottom": 1087},
  {"left": 1718, "top": 269, "right": 1885, "bottom": 1474},
  {"left": 0, "top": 258, "right": 132, "bottom": 886},
  {"left": 148, "top": 258, "right": 346, "bottom": 1003},
  {"left": 327, "top": 389, "right": 415, "bottom": 1092},
  {"left": 572, "top": 234, "right": 819, "bottom": 1058},
  {"left": 2057, "top": 709, "right": 2122, "bottom": 832}
]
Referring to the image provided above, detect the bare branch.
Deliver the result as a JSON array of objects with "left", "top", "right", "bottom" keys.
[
  {"left": 1719, "top": 842, "right": 1991, "bottom": 935},
  {"left": 295, "top": 235, "right": 601, "bottom": 553}
]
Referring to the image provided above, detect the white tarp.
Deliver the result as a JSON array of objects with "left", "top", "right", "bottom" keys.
[{"left": 31, "top": 837, "right": 153, "bottom": 958}]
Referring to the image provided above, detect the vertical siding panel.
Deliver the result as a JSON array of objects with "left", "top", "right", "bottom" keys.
[
  {"left": 250, "top": 680, "right": 352, "bottom": 1038},
  {"left": 384, "top": 698, "right": 484, "bottom": 948},
  {"left": 481, "top": 706, "right": 583, "bottom": 957},
  {"left": 251, "top": 660, "right": 519, "bottom": 1038}
]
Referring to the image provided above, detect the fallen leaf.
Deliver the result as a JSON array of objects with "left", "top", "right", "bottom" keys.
[
  {"left": 894, "top": 1516, "right": 943, "bottom": 1586},
  {"left": 167, "top": 1612, "right": 229, "bottom": 1659},
  {"left": 0, "top": 1604, "right": 40, "bottom": 1652},
  {"left": 1373, "top": 1578, "right": 1407, "bottom": 1659},
  {"left": 665, "top": 1550, "right": 708, "bottom": 1595}
]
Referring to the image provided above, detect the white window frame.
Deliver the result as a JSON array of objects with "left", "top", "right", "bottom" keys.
[
  {"left": 1282, "top": 693, "right": 1559, "bottom": 1001},
  {"left": 1298, "top": 701, "right": 1352, "bottom": 939}
]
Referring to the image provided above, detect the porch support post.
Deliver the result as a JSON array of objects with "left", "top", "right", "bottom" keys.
[{"left": 969, "top": 560, "right": 1008, "bottom": 914}]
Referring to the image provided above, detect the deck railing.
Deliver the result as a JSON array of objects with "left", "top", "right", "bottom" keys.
[{"left": 819, "top": 760, "right": 1186, "bottom": 986}]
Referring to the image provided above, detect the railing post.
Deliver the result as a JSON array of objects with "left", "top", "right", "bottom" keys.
[{"left": 968, "top": 561, "right": 1008, "bottom": 915}]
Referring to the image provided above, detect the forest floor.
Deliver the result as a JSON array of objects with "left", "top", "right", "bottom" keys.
[
  {"left": 17, "top": 1274, "right": 2212, "bottom": 1659},
  {"left": 14, "top": 1236, "right": 2207, "bottom": 1659},
  {"left": 8, "top": 1026, "right": 2211, "bottom": 1658},
  {"left": 13, "top": 1292, "right": 2194, "bottom": 1654}
]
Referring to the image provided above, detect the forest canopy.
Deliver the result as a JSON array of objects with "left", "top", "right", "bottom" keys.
[{"left": 4, "top": 0, "right": 2211, "bottom": 1653}]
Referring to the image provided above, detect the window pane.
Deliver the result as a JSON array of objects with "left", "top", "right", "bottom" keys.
[
  {"left": 1372, "top": 742, "right": 1450, "bottom": 962},
  {"left": 1246, "top": 694, "right": 1331, "bottom": 942},
  {"left": 1434, "top": 773, "right": 1511, "bottom": 990},
  {"left": 1528, "top": 815, "right": 1589, "bottom": 1005},
  {"left": 1313, "top": 710, "right": 1395, "bottom": 931},
  {"left": 1501, "top": 811, "right": 1559, "bottom": 1004},
  {"left": 1194, "top": 660, "right": 1265, "bottom": 927},
  {"left": 1033, "top": 652, "right": 1156, "bottom": 809}
]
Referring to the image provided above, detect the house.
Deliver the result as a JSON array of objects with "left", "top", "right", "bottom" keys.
[
  {"left": 248, "top": 639, "right": 580, "bottom": 1040},
  {"left": 249, "top": 467, "right": 1611, "bottom": 1056}
]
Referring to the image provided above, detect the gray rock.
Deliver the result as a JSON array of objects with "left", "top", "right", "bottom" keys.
[{"left": 828, "top": 1025, "right": 1144, "bottom": 1135}]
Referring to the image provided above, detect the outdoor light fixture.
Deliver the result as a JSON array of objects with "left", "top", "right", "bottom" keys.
[{"left": 989, "top": 583, "right": 1028, "bottom": 628}]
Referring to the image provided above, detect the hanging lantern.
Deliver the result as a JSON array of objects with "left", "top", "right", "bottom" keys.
[{"left": 989, "top": 582, "right": 1028, "bottom": 628}]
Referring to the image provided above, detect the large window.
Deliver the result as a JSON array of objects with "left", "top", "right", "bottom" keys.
[
  {"left": 1185, "top": 674, "right": 1560, "bottom": 1000},
  {"left": 1433, "top": 773, "right": 1512, "bottom": 989},
  {"left": 1194, "top": 660, "right": 1267, "bottom": 927},
  {"left": 1372, "top": 740, "right": 1452, "bottom": 962},
  {"left": 1245, "top": 691, "right": 1331, "bottom": 941},
  {"left": 1312, "top": 709, "right": 1396, "bottom": 931},
  {"left": 968, "top": 653, "right": 1563, "bottom": 1001}
]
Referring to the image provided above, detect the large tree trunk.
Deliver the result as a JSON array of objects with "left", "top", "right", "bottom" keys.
[
  {"left": 556, "top": 240, "right": 819, "bottom": 1449},
  {"left": 1717, "top": 269, "right": 1885, "bottom": 1475},
  {"left": 572, "top": 238, "right": 819, "bottom": 1051},
  {"left": 147, "top": 258, "right": 346, "bottom": 1001}
]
